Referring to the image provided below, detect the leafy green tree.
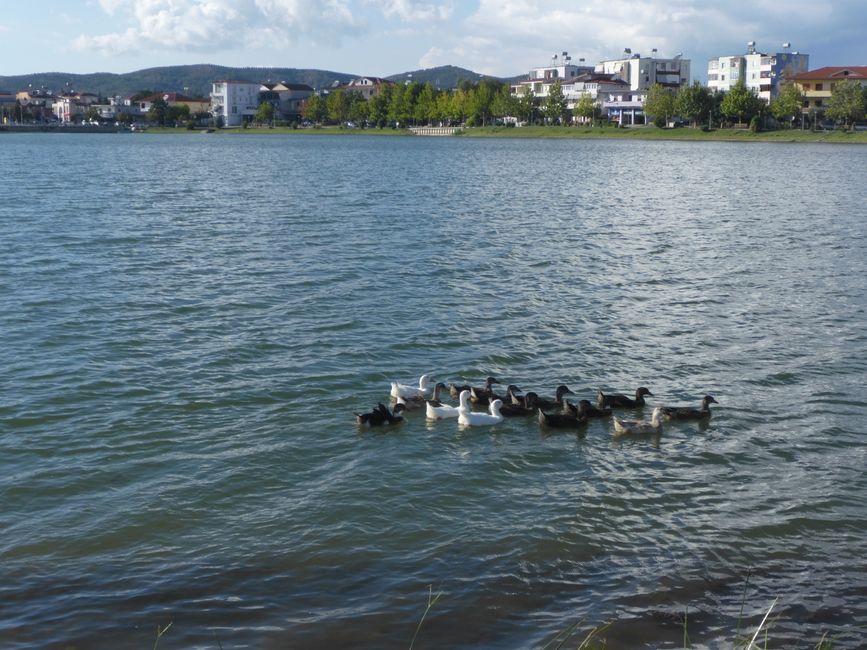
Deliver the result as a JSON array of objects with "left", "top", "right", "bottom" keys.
[
  {"left": 432, "top": 90, "right": 452, "bottom": 124},
  {"left": 301, "top": 94, "right": 327, "bottom": 123},
  {"left": 368, "top": 90, "right": 389, "bottom": 127},
  {"left": 449, "top": 88, "right": 469, "bottom": 125},
  {"left": 348, "top": 93, "right": 369, "bottom": 125},
  {"left": 543, "top": 79, "right": 568, "bottom": 125},
  {"left": 490, "top": 86, "right": 519, "bottom": 123},
  {"left": 388, "top": 83, "right": 412, "bottom": 126},
  {"left": 326, "top": 89, "right": 349, "bottom": 124},
  {"left": 414, "top": 83, "right": 436, "bottom": 125},
  {"left": 572, "top": 92, "right": 597, "bottom": 124},
  {"left": 675, "top": 81, "right": 710, "bottom": 127},
  {"left": 826, "top": 79, "right": 866, "bottom": 129},
  {"left": 255, "top": 101, "right": 274, "bottom": 125},
  {"left": 146, "top": 97, "right": 169, "bottom": 125},
  {"left": 467, "top": 82, "right": 493, "bottom": 126},
  {"left": 84, "top": 106, "right": 100, "bottom": 123},
  {"left": 517, "top": 86, "right": 538, "bottom": 124},
  {"left": 167, "top": 104, "right": 191, "bottom": 126},
  {"left": 720, "top": 80, "right": 762, "bottom": 125},
  {"left": 643, "top": 83, "right": 675, "bottom": 126},
  {"left": 769, "top": 83, "right": 804, "bottom": 127}
]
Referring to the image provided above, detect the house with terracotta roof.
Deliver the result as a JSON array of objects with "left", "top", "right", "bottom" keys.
[
  {"left": 335, "top": 77, "right": 395, "bottom": 100},
  {"left": 789, "top": 67, "right": 867, "bottom": 112},
  {"left": 136, "top": 92, "right": 211, "bottom": 115}
]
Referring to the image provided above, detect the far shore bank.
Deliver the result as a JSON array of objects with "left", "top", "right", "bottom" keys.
[
  {"left": 178, "top": 124, "right": 867, "bottom": 144},
  {"left": 7, "top": 123, "right": 867, "bottom": 144}
]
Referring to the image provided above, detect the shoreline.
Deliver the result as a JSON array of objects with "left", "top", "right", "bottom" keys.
[
  {"left": 178, "top": 124, "right": 867, "bottom": 144},
  {"left": 7, "top": 123, "right": 867, "bottom": 144}
]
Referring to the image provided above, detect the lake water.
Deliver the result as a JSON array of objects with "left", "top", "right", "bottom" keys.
[{"left": 1, "top": 132, "right": 866, "bottom": 649}]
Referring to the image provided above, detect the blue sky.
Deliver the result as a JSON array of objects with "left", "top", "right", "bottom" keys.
[{"left": 1, "top": 1, "right": 864, "bottom": 79}]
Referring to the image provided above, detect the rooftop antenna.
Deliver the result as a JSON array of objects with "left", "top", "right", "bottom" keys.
[{"left": 747, "top": 41, "right": 756, "bottom": 54}]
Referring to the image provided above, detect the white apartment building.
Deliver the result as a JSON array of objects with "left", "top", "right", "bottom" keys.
[
  {"left": 595, "top": 49, "right": 691, "bottom": 93},
  {"left": 211, "top": 80, "right": 261, "bottom": 127},
  {"left": 594, "top": 49, "right": 690, "bottom": 125},
  {"left": 511, "top": 51, "right": 594, "bottom": 102},
  {"left": 707, "top": 42, "right": 809, "bottom": 103}
]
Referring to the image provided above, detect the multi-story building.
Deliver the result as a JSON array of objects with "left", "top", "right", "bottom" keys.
[
  {"left": 595, "top": 49, "right": 690, "bottom": 93},
  {"left": 260, "top": 82, "right": 314, "bottom": 120},
  {"left": 707, "top": 42, "right": 809, "bottom": 102},
  {"left": 338, "top": 77, "right": 394, "bottom": 100},
  {"left": 511, "top": 52, "right": 595, "bottom": 101},
  {"left": 594, "top": 49, "right": 690, "bottom": 125},
  {"left": 211, "top": 80, "right": 261, "bottom": 127},
  {"left": 789, "top": 67, "right": 867, "bottom": 113}
]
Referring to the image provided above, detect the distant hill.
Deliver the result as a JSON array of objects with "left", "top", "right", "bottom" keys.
[
  {"left": 385, "top": 65, "right": 523, "bottom": 88},
  {"left": 0, "top": 65, "right": 358, "bottom": 98},
  {"left": 0, "top": 63, "right": 526, "bottom": 98}
]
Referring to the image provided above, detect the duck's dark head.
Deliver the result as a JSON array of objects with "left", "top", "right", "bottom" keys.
[
  {"left": 703, "top": 395, "right": 718, "bottom": 405},
  {"left": 485, "top": 376, "right": 500, "bottom": 386},
  {"left": 637, "top": 387, "right": 653, "bottom": 397},
  {"left": 524, "top": 391, "right": 539, "bottom": 408},
  {"left": 556, "top": 385, "right": 574, "bottom": 398},
  {"left": 506, "top": 384, "right": 521, "bottom": 395}
]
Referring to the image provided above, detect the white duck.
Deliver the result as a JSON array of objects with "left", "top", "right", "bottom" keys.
[
  {"left": 457, "top": 390, "right": 504, "bottom": 426},
  {"left": 613, "top": 407, "right": 663, "bottom": 437},
  {"left": 390, "top": 374, "right": 434, "bottom": 400},
  {"left": 400, "top": 382, "right": 446, "bottom": 412},
  {"left": 426, "top": 399, "right": 460, "bottom": 420}
]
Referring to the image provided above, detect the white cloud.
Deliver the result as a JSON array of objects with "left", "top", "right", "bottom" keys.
[
  {"left": 97, "top": 0, "right": 127, "bottom": 15},
  {"left": 368, "top": 0, "right": 453, "bottom": 21},
  {"left": 76, "top": 0, "right": 364, "bottom": 55}
]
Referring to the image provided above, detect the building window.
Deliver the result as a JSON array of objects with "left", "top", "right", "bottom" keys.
[
  {"left": 815, "top": 100, "right": 823, "bottom": 107},
  {"left": 815, "top": 83, "right": 823, "bottom": 91}
]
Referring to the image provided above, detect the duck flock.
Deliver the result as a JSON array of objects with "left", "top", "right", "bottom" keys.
[{"left": 355, "top": 374, "right": 718, "bottom": 437}]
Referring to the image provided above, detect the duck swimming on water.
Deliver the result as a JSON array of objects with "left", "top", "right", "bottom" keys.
[
  {"left": 538, "top": 407, "right": 588, "bottom": 429},
  {"left": 399, "top": 382, "right": 447, "bottom": 410},
  {"left": 597, "top": 387, "right": 653, "bottom": 409},
  {"left": 661, "top": 395, "right": 718, "bottom": 421},
  {"left": 457, "top": 390, "right": 504, "bottom": 426},
  {"left": 613, "top": 407, "right": 663, "bottom": 436},
  {"left": 355, "top": 403, "right": 406, "bottom": 426},
  {"left": 390, "top": 374, "right": 434, "bottom": 400},
  {"left": 533, "top": 385, "right": 575, "bottom": 410}
]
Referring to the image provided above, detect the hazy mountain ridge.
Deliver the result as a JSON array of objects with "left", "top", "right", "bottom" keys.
[{"left": 1, "top": 64, "right": 522, "bottom": 98}]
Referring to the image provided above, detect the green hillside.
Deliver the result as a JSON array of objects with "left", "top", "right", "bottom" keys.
[
  {"left": 0, "top": 65, "right": 358, "bottom": 98},
  {"left": 0, "top": 64, "right": 525, "bottom": 98}
]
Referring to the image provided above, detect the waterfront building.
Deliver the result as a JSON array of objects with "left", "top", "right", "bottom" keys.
[
  {"left": 594, "top": 49, "right": 690, "bottom": 125},
  {"left": 510, "top": 51, "right": 595, "bottom": 102},
  {"left": 210, "top": 80, "right": 261, "bottom": 127},
  {"left": 789, "top": 66, "right": 867, "bottom": 112},
  {"left": 337, "top": 77, "right": 395, "bottom": 100},
  {"left": 135, "top": 92, "right": 211, "bottom": 116},
  {"left": 707, "top": 42, "right": 809, "bottom": 102},
  {"left": 595, "top": 49, "right": 691, "bottom": 93},
  {"left": 259, "top": 82, "right": 314, "bottom": 120}
]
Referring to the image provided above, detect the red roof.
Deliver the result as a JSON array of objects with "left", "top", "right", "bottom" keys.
[{"left": 790, "top": 66, "right": 867, "bottom": 81}]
